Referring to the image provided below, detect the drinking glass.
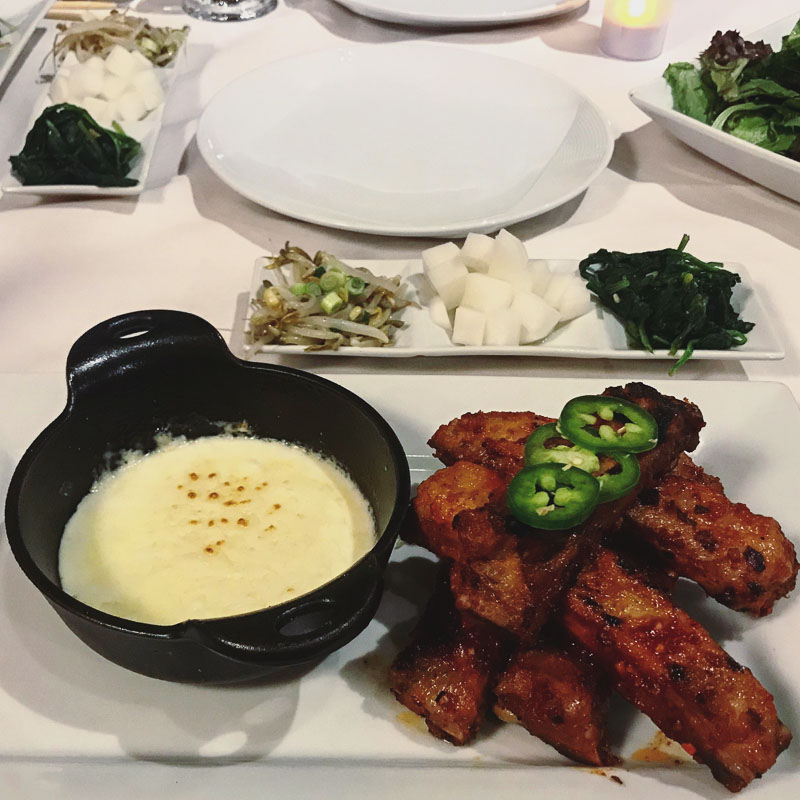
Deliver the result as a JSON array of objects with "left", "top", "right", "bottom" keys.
[{"left": 182, "top": 0, "right": 277, "bottom": 22}]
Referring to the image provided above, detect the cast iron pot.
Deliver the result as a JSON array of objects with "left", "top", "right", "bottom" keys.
[{"left": 5, "top": 310, "right": 410, "bottom": 684}]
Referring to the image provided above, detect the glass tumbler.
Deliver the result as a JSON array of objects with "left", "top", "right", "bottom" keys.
[{"left": 182, "top": 0, "right": 277, "bottom": 22}]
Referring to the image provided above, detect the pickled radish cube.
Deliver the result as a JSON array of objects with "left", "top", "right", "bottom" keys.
[
  {"left": 512, "top": 292, "right": 560, "bottom": 343},
  {"left": 105, "top": 44, "right": 137, "bottom": 79},
  {"left": 116, "top": 89, "right": 147, "bottom": 122},
  {"left": 68, "top": 63, "right": 103, "bottom": 99},
  {"left": 487, "top": 259, "right": 534, "bottom": 293},
  {"left": 130, "top": 49, "right": 153, "bottom": 72},
  {"left": 50, "top": 74, "right": 70, "bottom": 104},
  {"left": 427, "top": 260, "right": 468, "bottom": 309},
  {"left": 61, "top": 51, "right": 79, "bottom": 69},
  {"left": 460, "top": 232, "right": 495, "bottom": 273},
  {"left": 492, "top": 229, "right": 528, "bottom": 272},
  {"left": 429, "top": 294, "right": 453, "bottom": 332},
  {"left": 132, "top": 69, "right": 164, "bottom": 111},
  {"left": 558, "top": 278, "right": 593, "bottom": 321},
  {"left": 422, "top": 241, "right": 461, "bottom": 276},
  {"left": 84, "top": 55, "right": 105, "bottom": 72},
  {"left": 82, "top": 96, "right": 112, "bottom": 128},
  {"left": 543, "top": 273, "right": 573, "bottom": 310},
  {"left": 451, "top": 307, "right": 486, "bottom": 346},
  {"left": 460, "top": 273, "right": 514, "bottom": 313},
  {"left": 100, "top": 73, "right": 127, "bottom": 101},
  {"left": 485, "top": 310, "right": 521, "bottom": 346},
  {"left": 528, "top": 260, "right": 552, "bottom": 296}
]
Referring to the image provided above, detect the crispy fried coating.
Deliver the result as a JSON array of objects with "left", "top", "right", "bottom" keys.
[
  {"left": 428, "top": 411, "right": 553, "bottom": 477},
  {"left": 621, "top": 454, "right": 799, "bottom": 616},
  {"left": 409, "top": 461, "right": 507, "bottom": 560},
  {"left": 449, "top": 385, "right": 705, "bottom": 638},
  {"left": 493, "top": 644, "right": 617, "bottom": 766},
  {"left": 389, "top": 570, "right": 509, "bottom": 746},
  {"left": 563, "top": 548, "right": 792, "bottom": 792}
]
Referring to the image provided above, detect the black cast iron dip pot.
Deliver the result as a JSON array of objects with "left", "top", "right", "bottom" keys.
[{"left": 4, "top": 310, "right": 410, "bottom": 684}]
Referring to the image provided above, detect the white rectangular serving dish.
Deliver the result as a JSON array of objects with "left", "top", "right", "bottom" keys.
[
  {"left": 0, "top": 373, "right": 798, "bottom": 799},
  {"left": 630, "top": 15, "right": 800, "bottom": 203},
  {"left": 245, "top": 257, "right": 783, "bottom": 361},
  {"left": 1, "top": 38, "right": 185, "bottom": 197},
  {"left": 0, "top": 1, "right": 49, "bottom": 89}
]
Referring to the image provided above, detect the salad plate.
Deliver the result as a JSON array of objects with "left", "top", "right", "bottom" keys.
[
  {"left": 0, "top": 373, "right": 798, "bottom": 799},
  {"left": 0, "top": 0, "right": 49, "bottom": 89},
  {"left": 196, "top": 43, "right": 613, "bottom": 237},
  {"left": 244, "top": 257, "right": 783, "bottom": 362},
  {"left": 630, "top": 15, "right": 800, "bottom": 204},
  {"left": 331, "top": 0, "right": 587, "bottom": 28}
]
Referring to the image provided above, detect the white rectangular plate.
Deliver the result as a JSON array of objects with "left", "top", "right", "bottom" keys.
[
  {"left": 0, "top": 373, "right": 798, "bottom": 799},
  {"left": 630, "top": 15, "right": 800, "bottom": 203},
  {"left": 0, "top": 1, "right": 48, "bottom": 89},
  {"left": 245, "top": 257, "right": 783, "bottom": 361},
  {"left": 1, "top": 37, "right": 184, "bottom": 197}
]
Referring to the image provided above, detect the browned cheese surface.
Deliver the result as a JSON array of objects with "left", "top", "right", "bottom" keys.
[
  {"left": 622, "top": 454, "right": 799, "bottom": 616},
  {"left": 563, "top": 548, "right": 792, "bottom": 792},
  {"left": 389, "top": 570, "right": 509, "bottom": 746},
  {"left": 493, "top": 644, "right": 617, "bottom": 766}
]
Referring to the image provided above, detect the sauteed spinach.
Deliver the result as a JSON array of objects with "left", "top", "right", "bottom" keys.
[
  {"left": 9, "top": 103, "right": 141, "bottom": 187},
  {"left": 579, "top": 235, "right": 754, "bottom": 374}
]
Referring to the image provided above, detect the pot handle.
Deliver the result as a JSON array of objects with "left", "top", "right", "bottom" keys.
[
  {"left": 66, "top": 310, "right": 231, "bottom": 397},
  {"left": 185, "top": 554, "right": 384, "bottom": 666}
]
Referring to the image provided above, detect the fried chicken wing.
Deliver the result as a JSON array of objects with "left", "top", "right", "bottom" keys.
[
  {"left": 429, "top": 411, "right": 553, "bottom": 478},
  {"left": 621, "top": 454, "right": 799, "bottom": 616},
  {"left": 493, "top": 643, "right": 617, "bottom": 766},
  {"left": 389, "top": 569, "right": 509, "bottom": 746},
  {"left": 563, "top": 548, "right": 792, "bottom": 792},
  {"left": 450, "top": 385, "right": 705, "bottom": 638}
]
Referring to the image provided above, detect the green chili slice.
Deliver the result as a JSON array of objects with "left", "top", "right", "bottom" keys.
[
  {"left": 507, "top": 464, "right": 600, "bottom": 531},
  {"left": 557, "top": 395, "right": 658, "bottom": 454},
  {"left": 524, "top": 422, "right": 640, "bottom": 503},
  {"left": 595, "top": 452, "right": 640, "bottom": 503},
  {"left": 524, "top": 423, "right": 600, "bottom": 473}
]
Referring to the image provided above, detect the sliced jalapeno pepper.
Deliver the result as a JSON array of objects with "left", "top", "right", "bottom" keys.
[
  {"left": 524, "top": 423, "right": 600, "bottom": 473},
  {"left": 557, "top": 395, "right": 658, "bottom": 454},
  {"left": 595, "top": 452, "right": 641, "bottom": 503},
  {"left": 507, "top": 463, "right": 600, "bottom": 531},
  {"left": 524, "top": 423, "right": 641, "bottom": 503}
]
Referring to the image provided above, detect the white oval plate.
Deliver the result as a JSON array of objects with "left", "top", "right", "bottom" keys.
[
  {"left": 331, "top": 0, "right": 587, "bottom": 28},
  {"left": 196, "top": 43, "right": 614, "bottom": 237},
  {"left": 630, "top": 15, "right": 800, "bottom": 204}
]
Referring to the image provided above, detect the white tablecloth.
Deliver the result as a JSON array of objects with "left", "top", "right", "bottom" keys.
[{"left": 2, "top": 2, "right": 800, "bottom": 797}]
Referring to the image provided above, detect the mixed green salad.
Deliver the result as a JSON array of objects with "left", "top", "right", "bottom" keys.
[{"left": 665, "top": 17, "right": 800, "bottom": 158}]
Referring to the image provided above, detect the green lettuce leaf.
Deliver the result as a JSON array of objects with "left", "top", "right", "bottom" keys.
[{"left": 663, "top": 62, "right": 716, "bottom": 123}]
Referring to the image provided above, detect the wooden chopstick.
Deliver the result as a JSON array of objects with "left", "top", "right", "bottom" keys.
[{"left": 46, "top": 1, "right": 117, "bottom": 21}]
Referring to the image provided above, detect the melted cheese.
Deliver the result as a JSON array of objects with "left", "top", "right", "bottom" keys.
[{"left": 58, "top": 436, "right": 376, "bottom": 625}]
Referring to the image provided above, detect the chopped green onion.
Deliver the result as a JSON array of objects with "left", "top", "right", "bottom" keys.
[
  {"left": 313, "top": 266, "right": 326, "bottom": 278},
  {"left": 347, "top": 276, "right": 366, "bottom": 295},
  {"left": 320, "top": 271, "right": 345, "bottom": 292},
  {"left": 290, "top": 283, "right": 309, "bottom": 296},
  {"left": 321, "top": 291, "right": 344, "bottom": 314},
  {"left": 306, "top": 282, "right": 322, "bottom": 297}
]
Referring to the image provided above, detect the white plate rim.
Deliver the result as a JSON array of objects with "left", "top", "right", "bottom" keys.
[
  {"left": 0, "top": 0, "right": 49, "bottom": 89},
  {"left": 196, "top": 42, "right": 615, "bottom": 237},
  {"left": 330, "top": 0, "right": 588, "bottom": 28},
  {"left": 1, "top": 45, "right": 186, "bottom": 197},
  {"left": 628, "top": 15, "right": 800, "bottom": 182},
  {"left": 243, "top": 256, "right": 784, "bottom": 361}
]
